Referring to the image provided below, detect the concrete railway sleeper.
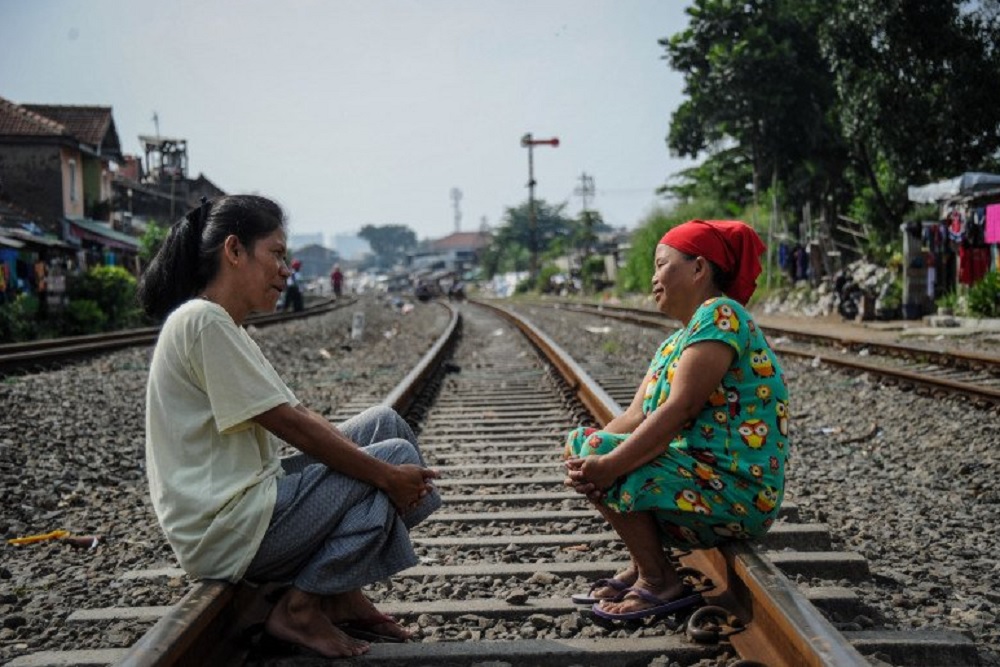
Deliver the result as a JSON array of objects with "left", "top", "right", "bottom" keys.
[{"left": 9, "top": 301, "right": 978, "bottom": 667}]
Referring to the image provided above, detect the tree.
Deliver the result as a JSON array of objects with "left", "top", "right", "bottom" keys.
[
  {"left": 819, "top": 0, "right": 1000, "bottom": 238},
  {"left": 139, "top": 220, "right": 168, "bottom": 263},
  {"left": 479, "top": 200, "right": 574, "bottom": 278},
  {"left": 663, "top": 0, "right": 847, "bottom": 222},
  {"left": 358, "top": 224, "right": 417, "bottom": 269}
]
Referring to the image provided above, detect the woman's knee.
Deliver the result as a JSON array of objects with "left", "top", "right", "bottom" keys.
[{"left": 365, "top": 438, "right": 420, "bottom": 466}]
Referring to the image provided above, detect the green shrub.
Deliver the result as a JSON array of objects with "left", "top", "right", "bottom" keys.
[
  {"left": 59, "top": 299, "right": 107, "bottom": 336},
  {"left": 67, "top": 265, "right": 141, "bottom": 330},
  {"left": 0, "top": 295, "right": 39, "bottom": 343},
  {"left": 536, "top": 264, "right": 561, "bottom": 293},
  {"left": 935, "top": 290, "right": 959, "bottom": 314},
  {"left": 967, "top": 272, "right": 1000, "bottom": 318},
  {"left": 580, "top": 256, "right": 607, "bottom": 293}
]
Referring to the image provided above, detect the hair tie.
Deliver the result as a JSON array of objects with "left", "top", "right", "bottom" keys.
[{"left": 199, "top": 196, "right": 209, "bottom": 226}]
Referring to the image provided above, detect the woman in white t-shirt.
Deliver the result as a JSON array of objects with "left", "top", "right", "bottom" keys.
[{"left": 137, "top": 195, "right": 440, "bottom": 658}]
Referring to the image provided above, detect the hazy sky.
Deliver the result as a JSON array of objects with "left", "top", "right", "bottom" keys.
[{"left": 0, "top": 0, "right": 696, "bottom": 244}]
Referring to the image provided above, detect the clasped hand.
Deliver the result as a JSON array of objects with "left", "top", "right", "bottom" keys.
[
  {"left": 389, "top": 464, "right": 438, "bottom": 513},
  {"left": 564, "top": 455, "right": 617, "bottom": 501}
]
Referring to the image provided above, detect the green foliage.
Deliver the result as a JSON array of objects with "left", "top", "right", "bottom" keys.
[
  {"left": 139, "top": 220, "right": 169, "bottom": 263},
  {"left": 67, "top": 265, "right": 141, "bottom": 331},
  {"left": 904, "top": 204, "right": 940, "bottom": 225},
  {"left": 358, "top": 224, "right": 418, "bottom": 269},
  {"left": 580, "top": 255, "right": 607, "bottom": 292},
  {"left": 935, "top": 289, "right": 959, "bottom": 314},
  {"left": 617, "top": 200, "right": 736, "bottom": 294},
  {"left": 480, "top": 200, "right": 575, "bottom": 279},
  {"left": 967, "top": 272, "right": 1000, "bottom": 318},
  {"left": 535, "top": 264, "right": 562, "bottom": 293},
  {"left": 58, "top": 299, "right": 107, "bottom": 336},
  {"left": 0, "top": 295, "right": 39, "bottom": 343},
  {"left": 663, "top": 0, "right": 846, "bottom": 222},
  {"left": 661, "top": 0, "right": 1000, "bottom": 241}
]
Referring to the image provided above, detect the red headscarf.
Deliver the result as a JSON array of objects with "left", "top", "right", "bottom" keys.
[{"left": 659, "top": 220, "right": 765, "bottom": 305}]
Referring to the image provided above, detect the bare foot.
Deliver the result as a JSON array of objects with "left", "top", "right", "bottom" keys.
[
  {"left": 266, "top": 588, "right": 370, "bottom": 657},
  {"left": 323, "top": 590, "right": 412, "bottom": 641}
]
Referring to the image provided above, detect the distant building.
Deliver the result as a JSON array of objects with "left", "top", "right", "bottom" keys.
[
  {"left": 115, "top": 135, "right": 225, "bottom": 228},
  {"left": 407, "top": 231, "right": 491, "bottom": 274},
  {"left": 0, "top": 96, "right": 139, "bottom": 269},
  {"left": 291, "top": 243, "right": 339, "bottom": 281}
]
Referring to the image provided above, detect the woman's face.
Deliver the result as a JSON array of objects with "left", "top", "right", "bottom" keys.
[
  {"left": 651, "top": 243, "right": 695, "bottom": 316},
  {"left": 241, "top": 228, "right": 291, "bottom": 313}
]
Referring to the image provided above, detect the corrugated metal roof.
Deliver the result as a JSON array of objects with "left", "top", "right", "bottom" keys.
[{"left": 64, "top": 218, "right": 139, "bottom": 251}]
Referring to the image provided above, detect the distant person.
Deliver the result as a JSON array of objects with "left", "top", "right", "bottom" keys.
[
  {"left": 136, "top": 195, "right": 441, "bottom": 657},
  {"left": 564, "top": 219, "right": 789, "bottom": 621},
  {"left": 331, "top": 265, "right": 344, "bottom": 299},
  {"left": 284, "top": 259, "right": 304, "bottom": 312},
  {"left": 33, "top": 255, "right": 48, "bottom": 318}
]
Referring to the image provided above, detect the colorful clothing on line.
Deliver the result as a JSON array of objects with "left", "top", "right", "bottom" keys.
[
  {"left": 986, "top": 204, "right": 1000, "bottom": 245},
  {"left": 564, "top": 297, "right": 789, "bottom": 549}
]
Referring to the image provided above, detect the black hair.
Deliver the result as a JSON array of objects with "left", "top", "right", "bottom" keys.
[
  {"left": 680, "top": 252, "right": 734, "bottom": 294},
  {"left": 137, "top": 194, "right": 285, "bottom": 320}
]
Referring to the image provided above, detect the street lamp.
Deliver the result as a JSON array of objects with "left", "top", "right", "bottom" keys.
[{"left": 520, "top": 132, "right": 559, "bottom": 279}]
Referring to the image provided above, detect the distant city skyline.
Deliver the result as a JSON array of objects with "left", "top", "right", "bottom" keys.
[{"left": 0, "top": 1, "right": 697, "bottom": 240}]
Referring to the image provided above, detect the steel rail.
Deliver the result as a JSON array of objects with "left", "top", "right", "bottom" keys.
[
  {"left": 0, "top": 298, "right": 349, "bottom": 376},
  {"left": 539, "top": 299, "right": 1000, "bottom": 408},
  {"left": 549, "top": 299, "right": 1000, "bottom": 375},
  {"left": 115, "top": 301, "right": 460, "bottom": 667},
  {"left": 474, "top": 298, "right": 871, "bottom": 667}
]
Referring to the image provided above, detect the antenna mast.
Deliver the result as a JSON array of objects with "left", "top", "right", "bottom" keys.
[{"left": 450, "top": 187, "right": 463, "bottom": 232}]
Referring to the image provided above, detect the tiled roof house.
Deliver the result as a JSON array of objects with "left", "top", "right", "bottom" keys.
[{"left": 0, "top": 96, "right": 124, "bottom": 242}]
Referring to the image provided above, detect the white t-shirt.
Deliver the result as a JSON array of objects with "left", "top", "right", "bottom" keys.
[{"left": 145, "top": 299, "right": 298, "bottom": 581}]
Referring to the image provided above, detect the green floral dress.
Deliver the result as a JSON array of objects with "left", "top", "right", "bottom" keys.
[{"left": 564, "top": 297, "right": 789, "bottom": 548}]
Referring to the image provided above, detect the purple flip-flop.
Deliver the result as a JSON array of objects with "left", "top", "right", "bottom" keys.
[
  {"left": 591, "top": 586, "right": 702, "bottom": 620},
  {"left": 570, "top": 577, "right": 631, "bottom": 605}
]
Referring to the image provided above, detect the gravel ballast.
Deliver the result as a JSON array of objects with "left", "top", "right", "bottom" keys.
[
  {"left": 0, "top": 297, "right": 451, "bottom": 664},
  {"left": 2, "top": 295, "right": 998, "bottom": 666},
  {"left": 509, "top": 301, "right": 1000, "bottom": 667}
]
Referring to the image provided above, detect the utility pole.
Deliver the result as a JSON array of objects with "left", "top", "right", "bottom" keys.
[
  {"left": 574, "top": 172, "right": 597, "bottom": 263},
  {"left": 450, "top": 188, "right": 463, "bottom": 233},
  {"left": 520, "top": 132, "right": 559, "bottom": 279},
  {"left": 574, "top": 172, "right": 595, "bottom": 214}
]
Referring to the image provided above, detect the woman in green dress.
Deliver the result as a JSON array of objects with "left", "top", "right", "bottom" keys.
[{"left": 564, "top": 219, "right": 789, "bottom": 621}]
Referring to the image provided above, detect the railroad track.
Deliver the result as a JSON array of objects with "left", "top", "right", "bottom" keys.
[
  {"left": 0, "top": 298, "right": 351, "bottom": 377},
  {"left": 534, "top": 299, "right": 1000, "bottom": 409},
  {"left": 9, "top": 299, "right": 978, "bottom": 666}
]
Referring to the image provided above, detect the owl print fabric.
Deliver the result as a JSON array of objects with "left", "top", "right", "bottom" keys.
[{"left": 565, "top": 296, "right": 789, "bottom": 549}]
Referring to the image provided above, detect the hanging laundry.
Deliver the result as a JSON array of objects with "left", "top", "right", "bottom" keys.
[
  {"left": 958, "top": 245, "right": 991, "bottom": 285},
  {"left": 985, "top": 203, "right": 1000, "bottom": 244},
  {"left": 947, "top": 211, "right": 965, "bottom": 243}
]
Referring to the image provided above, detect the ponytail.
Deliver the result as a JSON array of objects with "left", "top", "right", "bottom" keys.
[{"left": 137, "top": 194, "right": 285, "bottom": 320}]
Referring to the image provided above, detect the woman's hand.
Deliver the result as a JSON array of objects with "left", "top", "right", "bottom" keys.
[
  {"left": 386, "top": 464, "right": 439, "bottom": 513},
  {"left": 564, "top": 456, "right": 618, "bottom": 501}
]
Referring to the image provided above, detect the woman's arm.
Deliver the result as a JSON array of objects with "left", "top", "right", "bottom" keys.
[
  {"left": 569, "top": 340, "right": 734, "bottom": 490},
  {"left": 253, "top": 404, "right": 436, "bottom": 511},
  {"left": 602, "top": 370, "right": 651, "bottom": 433}
]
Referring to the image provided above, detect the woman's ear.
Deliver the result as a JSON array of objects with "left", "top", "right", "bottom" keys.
[
  {"left": 692, "top": 255, "right": 708, "bottom": 278},
  {"left": 222, "top": 235, "right": 241, "bottom": 266}
]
